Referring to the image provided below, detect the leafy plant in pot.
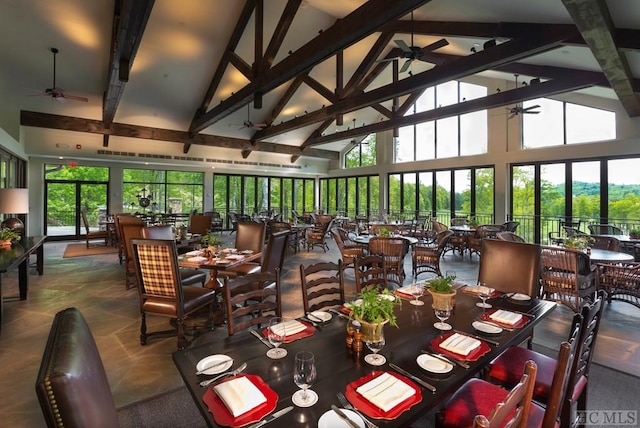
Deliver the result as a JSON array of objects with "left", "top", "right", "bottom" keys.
[
  {"left": 349, "top": 288, "right": 401, "bottom": 342},
  {"left": 427, "top": 275, "right": 457, "bottom": 310},
  {"left": 200, "top": 231, "right": 221, "bottom": 257},
  {"left": 629, "top": 228, "right": 640, "bottom": 240},
  {"left": 0, "top": 227, "right": 20, "bottom": 248}
]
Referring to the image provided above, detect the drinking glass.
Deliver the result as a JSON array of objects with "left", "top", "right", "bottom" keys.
[
  {"left": 445, "top": 270, "right": 456, "bottom": 281},
  {"left": 410, "top": 283, "right": 425, "bottom": 306},
  {"left": 266, "top": 317, "right": 287, "bottom": 359},
  {"left": 292, "top": 351, "right": 318, "bottom": 407},
  {"left": 434, "top": 307, "right": 452, "bottom": 330},
  {"left": 476, "top": 283, "right": 493, "bottom": 308},
  {"left": 364, "top": 326, "right": 386, "bottom": 366}
]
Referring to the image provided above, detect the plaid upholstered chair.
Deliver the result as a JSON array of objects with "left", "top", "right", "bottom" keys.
[{"left": 131, "top": 239, "right": 217, "bottom": 350}]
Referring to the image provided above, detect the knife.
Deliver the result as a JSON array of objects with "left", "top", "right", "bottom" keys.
[
  {"left": 328, "top": 308, "right": 350, "bottom": 320},
  {"left": 307, "top": 312, "right": 325, "bottom": 323},
  {"left": 247, "top": 406, "right": 293, "bottom": 428},
  {"left": 331, "top": 405, "right": 360, "bottom": 428},
  {"left": 389, "top": 363, "right": 436, "bottom": 392},
  {"left": 250, "top": 329, "right": 273, "bottom": 348},
  {"left": 422, "top": 349, "right": 470, "bottom": 369},
  {"left": 453, "top": 329, "right": 500, "bottom": 346},
  {"left": 195, "top": 358, "right": 233, "bottom": 375},
  {"left": 475, "top": 319, "right": 514, "bottom": 332}
]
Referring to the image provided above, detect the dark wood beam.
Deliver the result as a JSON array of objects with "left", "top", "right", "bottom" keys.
[
  {"left": 102, "top": 134, "right": 109, "bottom": 147},
  {"left": 229, "top": 52, "right": 253, "bottom": 80},
  {"left": 307, "top": 74, "right": 606, "bottom": 146},
  {"left": 254, "top": 0, "right": 263, "bottom": 78},
  {"left": 561, "top": 0, "right": 640, "bottom": 116},
  {"left": 103, "top": 0, "right": 154, "bottom": 128},
  {"left": 335, "top": 50, "right": 344, "bottom": 126},
  {"left": 254, "top": 28, "right": 577, "bottom": 140},
  {"left": 343, "top": 31, "right": 395, "bottom": 95},
  {"left": 300, "top": 119, "right": 334, "bottom": 150},
  {"left": 261, "top": 0, "right": 302, "bottom": 72},
  {"left": 20, "top": 111, "right": 338, "bottom": 160},
  {"left": 264, "top": 74, "right": 306, "bottom": 126},
  {"left": 189, "top": 0, "right": 433, "bottom": 133},
  {"left": 301, "top": 76, "right": 336, "bottom": 103}
]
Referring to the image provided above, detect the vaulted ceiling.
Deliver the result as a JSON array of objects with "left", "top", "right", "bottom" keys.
[{"left": 1, "top": 0, "right": 639, "bottom": 168}]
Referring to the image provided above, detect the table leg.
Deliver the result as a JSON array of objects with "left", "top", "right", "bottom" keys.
[
  {"left": 19, "top": 259, "right": 28, "bottom": 300},
  {"left": 36, "top": 244, "right": 44, "bottom": 276}
]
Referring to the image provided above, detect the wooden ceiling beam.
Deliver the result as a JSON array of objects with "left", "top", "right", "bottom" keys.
[
  {"left": 561, "top": 0, "right": 640, "bottom": 116},
  {"left": 261, "top": 0, "right": 302, "bottom": 72},
  {"left": 189, "top": 0, "right": 433, "bottom": 133},
  {"left": 20, "top": 111, "right": 338, "bottom": 160},
  {"left": 344, "top": 31, "right": 395, "bottom": 96},
  {"left": 103, "top": 0, "right": 154, "bottom": 128},
  {"left": 301, "top": 76, "right": 336, "bottom": 103},
  {"left": 229, "top": 52, "right": 253, "bottom": 80}
]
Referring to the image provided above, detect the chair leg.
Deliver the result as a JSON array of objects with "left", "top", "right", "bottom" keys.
[
  {"left": 140, "top": 313, "right": 148, "bottom": 345},
  {"left": 176, "top": 317, "right": 186, "bottom": 350}
]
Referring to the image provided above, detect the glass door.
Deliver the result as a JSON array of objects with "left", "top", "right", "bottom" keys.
[{"left": 45, "top": 181, "right": 108, "bottom": 240}]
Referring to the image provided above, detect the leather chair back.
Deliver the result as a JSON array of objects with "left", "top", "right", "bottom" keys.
[
  {"left": 189, "top": 214, "right": 212, "bottom": 235},
  {"left": 236, "top": 221, "right": 266, "bottom": 254},
  {"left": 36, "top": 307, "right": 119, "bottom": 428},
  {"left": 142, "top": 225, "right": 174, "bottom": 240},
  {"left": 262, "top": 230, "right": 289, "bottom": 273},
  {"left": 478, "top": 239, "right": 541, "bottom": 297}
]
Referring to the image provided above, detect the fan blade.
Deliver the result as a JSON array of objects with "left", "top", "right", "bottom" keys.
[
  {"left": 418, "top": 54, "right": 446, "bottom": 66},
  {"left": 523, "top": 110, "right": 540, "bottom": 114},
  {"left": 394, "top": 39, "right": 411, "bottom": 53},
  {"left": 522, "top": 105, "right": 541, "bottom": 112},
  {"left": 421, "top": 38, "right": 449, "bottom": 53},
  {"left": 399, "top": 59, "right": 412, "bottom": 73},
  {"left": 63, "top": 94, "right": 88, "bottom": 103}
]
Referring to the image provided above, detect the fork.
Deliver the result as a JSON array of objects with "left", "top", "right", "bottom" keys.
[
  {"left": 199, "top": 362, "right": 247, "bottom": 387},
  {"left": 336, "top": 391, "right": 378, "bottom": 428}
]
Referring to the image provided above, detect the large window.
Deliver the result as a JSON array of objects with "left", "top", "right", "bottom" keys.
[
  {"left": 345, "top": 134, "right": 377, "bottom": 168},
  {"left": 395, "top": 81, "right": 488, "bottom": 162},
  {"left": 523, "top": 98, "right": 615, "bottom": 148},
  {"left": 320, "top": 175, "right": 378, "bottom": 217},
  {"left": 123, "top": 168, "right": 203, "bottom": 214}
]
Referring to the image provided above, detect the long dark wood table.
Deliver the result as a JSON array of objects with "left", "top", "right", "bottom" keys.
[
  {"left": 173, "top": 291, "right": 556, "bottom": 427},
  {"left": 0, "top": 236, "right": 46, "bottom": 331}
]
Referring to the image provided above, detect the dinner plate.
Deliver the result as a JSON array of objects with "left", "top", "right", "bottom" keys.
[
  {"left": 318, "top": 408, "right": 365, "bottom": 428},
  {"left": 472, "top": 321, "right": 503, "bottom": 335},
  {"left": 379, "top": 294, "right": 396, "bottom": 301},
  {"left": 416, "top": 354, "right": 454, "bottom": 374},
  {"left": 341, "top": 299, "right": 363, "bottom": 312},
  {"left": 196, "top": 354, "right": 233, "bottom": 375},
  {"left": 239, "top": 249, "right": 254, "bottom": 255},
  {"left": 309, "top": 311, "right": 332, "bottom": 322},
  {"left": 509, "top": 293, "right": 532, "bottom": 301}
]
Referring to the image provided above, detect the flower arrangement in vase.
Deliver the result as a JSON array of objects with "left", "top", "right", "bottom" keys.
[
  {"left": 0, "top": 227, "right": 21, "bottom": 248},
  {"left": 349, "top": 288, "right": 401, "bottom": 342}
]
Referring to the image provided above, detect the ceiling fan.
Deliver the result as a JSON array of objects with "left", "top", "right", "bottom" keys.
[
  {"left": 378, "top": 11, "right": 448, "bottom": 73},
  {"left": 232, "top": 104, "right": 267, "bottom": 129},
  {"left": 41, "top": 48, "right": 88, "bottom": 103},
  {"left": 507, "top": 74, "right": 540, "bottom": 119}
]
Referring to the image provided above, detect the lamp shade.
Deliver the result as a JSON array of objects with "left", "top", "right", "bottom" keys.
[{"left": 0, "top": 188, "right": 29, "bottom": 214}]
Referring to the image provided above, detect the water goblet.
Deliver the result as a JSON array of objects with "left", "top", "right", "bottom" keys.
[
  {"left": 445, "top": 270, "right": 457, "bottom": 281},
  {"left": 292, "top": 351, "right": 318, "bottom": 407},
  {"left": 364, "top": 326, "right": 387, "bottom": 366},
  {"left": 266, "top": 317, "right": 287, "bottom": 359},
  {"left": 476, "top": 283, "right": 493, "bottom": 309},
  {"left": 434, "top": 307, "right": 452, "bottom": 331},
  {"left": 410, "top": 283, "right": 425, "bottom": 306}
]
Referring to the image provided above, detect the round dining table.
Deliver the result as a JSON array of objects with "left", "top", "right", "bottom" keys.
[{"left": 588, "top": 248, "right": 634, "bottom": 264}]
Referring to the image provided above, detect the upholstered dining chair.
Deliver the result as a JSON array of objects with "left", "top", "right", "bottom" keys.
[
  {"left": 130, "top": 239, "right": 217, "bottom": 349},
  {"left": 121, "top": 223, "right": 144, "bottom": 290},
  {"left": 223, "top": 270, "right": 281, "bottom": 336},
  {"left": 36, "top": 307, "right": 206, "bottom": 428},
  {"left": 368, "top": 236, "right": 405, "bottom": 288},
  {"left": 300, "top": 260, "right": 345, "bottom": 313},
  {"left": 540, "top": 245, "right": 596, "bottom": 312},
  {"left": 412, "top": 230, "right": 453, "bottom": 279},
  {"left": 188, "top": 213, "right": 212, "bottom": 235},
  {"left": 354, "top": 254, "right": 389, "bottom": 293},
  {"left": 81, "top": 211, "right": 108, "bottom": 248},
  {"left": 140, "top": 225, "right": 206, "bottom": 287},
  {"left": 217, "top": 227, "right": 284, "bottom": 280},
  {"left": 478, "top": 239, "right": 541, "bottom": 298},
  {"left": 115, "top": 214, "right": 144, "bottom": 265},
  {"left": 435, "top": 360, "right": 537, "bottom": 428}
]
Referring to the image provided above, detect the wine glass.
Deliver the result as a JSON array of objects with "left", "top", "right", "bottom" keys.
[
  {"left": 434, "top": 300, "right": 452, "bottom": 330},
  {"left": 410, "top": 283, "right": 425, "bottom": 306},
  {"left": 445, "top": 270, "right": 457, "bottom": 281},
  {"left": 292, "top": 351, "right": 318, "bottom": 407},
  {"left": 364, "top": 326, "right": 387, "bottom": 366},
  {"left": 266, "top": 317, "right": 287, "bottom": 359},
  {"left": 476, "top": 283, "right": 493, "bottom": 309}
]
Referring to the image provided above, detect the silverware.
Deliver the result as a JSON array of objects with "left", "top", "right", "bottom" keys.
[
  {"left": 329, "top": 308, "right": 350, "bottom": 320},
  {"left": 195, "top": 358, "right": 233, "bottom": 375},
  {"left": 199, "top": 362, "right": 247, "bottom": 387},
  {"left": 388, "top": 363, "right": 436, "bottom": 392},
  {"left": 299, "top": 316, "right": 318, "bottom": 327},
  {"left": 453, "top": 329, "right": 500, "bottom": 346},
  {"left": 331, "top": 405, "right": 360, "bottom": 428},
  {"left": 250, "top": 329, "right": 273, "bottom": 348},
  {"left": 422, "top": 349, "right": 470, "bottom": 369},
  {"left": 246, "top": 406, "right": 293, "bottom": 428},
  {"left": 494, "top": 307, "right": 536, "bottom": 318},
  {"left": 336, "top": 392, "right": 378, "bottom": 428},
  {"left": 475, "top": 319, "right": 514, "bottom": 332},
  {"left": 306, "top": 312, "right": 325, "bottom": 323}
]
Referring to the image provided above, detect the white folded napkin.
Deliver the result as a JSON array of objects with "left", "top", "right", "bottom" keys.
[
  {"left": 213, "top": 376, "right": 267, "bottom": 417},
  {"left": 185, "top": 250, "right": 203, "bottom": 257},
  {"left": 464, "top": 285, "right": 495, "bottom": 295},
  {"left": 187, "top": 256, "right": 208, "bottom": 262},
  {"left": 269, "top": 319, "right": 307, "bottom": 337},
  {"left": 439, "top": 333, "right": 481, "bottom": 356},
  {"left": 356, "top": 372, "right": 415, "bottom": 412},
  {"left": 489, "top": 309, "right": 523, "bottom": 325}
]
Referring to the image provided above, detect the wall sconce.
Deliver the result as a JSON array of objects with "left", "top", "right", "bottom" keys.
[{"left": 0, "top": 188, "right": 29, "bottom": 235}]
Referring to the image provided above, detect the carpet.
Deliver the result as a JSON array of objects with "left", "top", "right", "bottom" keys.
[{"left": 63, "top": 242, "right": 119, "bottom": 258}]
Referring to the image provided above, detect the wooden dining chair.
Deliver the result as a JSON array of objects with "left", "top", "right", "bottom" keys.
[
  {"left": 435, "top": 360, "right": 537, "bottom": 428},
  {"left": 223, "top": 270, "right": 281, "bottom": 336},
  {"left": 121, "top": 223, "right": 144, "bottom": 290},
  {"left": 300, "top": 260, "right": 345, "bottom": 313},
  {"left": 354, "top": 254, "right": 389, "bottom": 293},
  {"left": 130, "top": 239, "right": 217, "bottom": 350},
  {"left": 81, "top": 211, "right": 108, "bottom": 248},
  {"left": 540, "top": 245, "right": 596, "bottom": 312},
  {"left": 188, "top": 213, "right": 212, "bottom": 235}
]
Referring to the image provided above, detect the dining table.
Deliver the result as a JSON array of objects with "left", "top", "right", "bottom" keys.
[
  {"left": 588, "top": 248, "right": 635, "bottom": 264},
  {"left": 173, "top": 289, "right": 556, "bottom": 427},
  {"left": 179, "top": 250, "right": 262, "bottom": 289}
]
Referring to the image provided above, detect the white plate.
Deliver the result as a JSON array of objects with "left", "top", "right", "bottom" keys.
[
  {"left": 309, "top": 311, "right": 332, "bottom": 322},
  {"left": 318, "top": 408, "right": 365, "bottom": 428},
  {"left": 344, "top": 299, "right": 363, "bottom": 308},
  {"left": 196, "top": 354, "right": 233, "bottom": 375},
  {"left": 416, "top": 354, "right": 454, "bottom": 374},
  {"left": 239, "top": 249, "right": 254, "bottom": 255},
  {"left": 379, "top": 294, "right": 396, "bottom": 301},
  {"left": 472, "top": 321, "right": 503, "bottom": 335},
  {"left": 509, "top": 293, "right": 532, "bottom": 301}
]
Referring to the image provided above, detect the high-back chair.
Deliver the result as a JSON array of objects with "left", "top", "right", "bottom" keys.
[
  {"left": 540, "top": 245, "right": 596, "bottom": 312},
  {"left": 300, "top": 261, "right": 345, "bottom": 313},
  {"left": 436, "top": 360, "right": 537, "bottom": 428},
  {"left": 306, "top": 218, "right": 333, "bottom": 252},
  {"left": 412, "top": 230, "right": 453, "bottom": 279},
  {"left": 478, "top": 239, "right": 541, "bottom": 298},
  {"left": 354, "top": 254, "right": 389, "bottom": 293},
  {"left": 223, "top": 270, "right": 281, "bottom": 336},
  {"left": 331, "top": 227, "right": 366, "bottom": 274},
  {"left": 121, "top": 223, "right": 144, "bottom": 289},
  {"left": 115, "top": 214, "right": 143, "bottom": 264},
  {"left": 189, "top": 213, "right": 212, "bottom": 235},
  {"left": 368, "top": 236, "right": 405, "bottom": 288},
  {"left": 502, "top": 221, "right": 520, "bottom": 233},
  {"left": 235, "top": 221, "right": 266, "bottom": 253},
  {"left": 130, "top": 239, "right": 217, "bottom": 349},
  {"left": 218, "top": 227, "right": 284, "bottom": 279},
  {"left": 81, "top": 211, "right": 108, "bottom": 248}
]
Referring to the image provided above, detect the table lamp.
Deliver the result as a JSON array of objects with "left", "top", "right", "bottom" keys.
[{"left": 0, "top": 188, "right": 29, "bottom": 235}]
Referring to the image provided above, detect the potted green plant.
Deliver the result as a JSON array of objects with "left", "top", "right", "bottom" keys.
[
  {"left": 200, "top": 231, "right": 221, "bottom": 257},
  {"left": 0, "top": 227, "right": 20, "bottom": 248},
  {"left": 629, "top": 228, "right": 640, "bottom": 240},
  {"left": 350, "top": 288, "right": 401, "bottom": 342},
  {"left": 378, "top": 227, "right": 391, "bottom": 237},
  {"left": 564, "top": 235, "right": 594, "bottom": 250},
  {"left": 427, "top": 275, "right": 457, "bottom": 310}
]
